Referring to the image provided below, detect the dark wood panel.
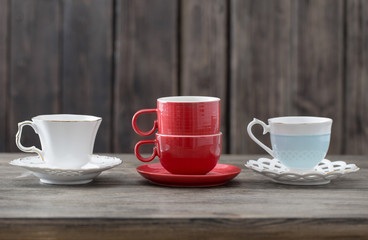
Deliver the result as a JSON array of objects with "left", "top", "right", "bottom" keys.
[
  {"left": 114, "top": 0, "right": 178, "bottom": 152},
  {"left": 1, "top": 219, "right": 368, "bottom": 240},
  {"left": 62, "top": 0, "right": 113, "bottom": 152},
  {"left": 293, "top": 0, "right": 344, "bottom": 154},
  {"left": 231, "top": 0, "right": 293, "bottom": 154},
  {"left": 9, "top": 0, "right": 60, "bottom": 152},
  {"left": 345, "top": 0, "right": 368, "bottom": 154},
  {"left": 0, "top": 0, "right": 366, "bottom": 154},
  {"left": 181, "top": 0, "right": 228, "bottom": 151},
  {"left": 0, "top": 0, "right": 8, "bottom": 151}
]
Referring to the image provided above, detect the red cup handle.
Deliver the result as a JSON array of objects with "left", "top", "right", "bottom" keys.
[
  {"left": 134, "top": 139, "right": 158, "bottom": 162},
  {"left": 132, "top": 109, "right": 158, "bottom": 136}
]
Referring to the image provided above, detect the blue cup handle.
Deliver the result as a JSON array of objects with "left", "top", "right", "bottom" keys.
[{"left": 247, "top": 118, "right": 275, "bottom": 158}]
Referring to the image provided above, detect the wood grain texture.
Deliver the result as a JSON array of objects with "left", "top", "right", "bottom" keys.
[
  {"left": 345, "top": 0, "right": 368, "bottom": 154},
  {"left": 231, "top": 0, "right": 293, "bottom": 154},
  {"left": 0, "top": 0, "right": 8, "bottom": 151},
  {"left": 0, "top": 219, "right": 367, "bottom": 240},
  {"left": 62, "top": 0, "right": 113, "bottom": 152},
  {"left": 1, "top": 0, "right": 368, "bottom": 154},
  {"left": 293, "top": 0, "right": 344, "bottom": 154},
  {"left": 114, "top": 0, "right": 178, "bottom": 152},
  {"left": 8, "top": 0, "right": 60, "bottom": 152},
  {"left": 180, "top": 0, "right": 228, "bottom": 150},
  {"left": 1, "top": 153, "right": 367, "bottom": 239}
]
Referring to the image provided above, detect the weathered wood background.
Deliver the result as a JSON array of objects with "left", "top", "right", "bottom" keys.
[{"left": 0, "top": 0, "right": 367, "bottom": 155}]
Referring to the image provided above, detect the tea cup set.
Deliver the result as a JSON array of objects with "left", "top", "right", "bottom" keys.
[
  {"left": 245, "top": 117, "right": 359, "bottom": 185},
  {"left": 11, "top": 114, "right": 122, "bottom": 185},
  {"left": 10, "top": 96, "right": 359, "bottom": 186},
  {"left": 132, "top": 96, "right": 241, "bottom": 186}
]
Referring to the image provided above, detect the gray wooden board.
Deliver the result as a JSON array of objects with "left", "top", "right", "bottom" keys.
[
  {"left": 0, "top": 0, "right": 8, "bottom": 151},
  {"left": 0, "top": 219, "right": 367, "bottom": 240},
  {"left": 1, "top": 153, "right": 367, "bottom": 239},
  {"left": 8, "top": 0, "right": 60, "bottom": 151},
  {"left": 113, "top": 0, "right": 178, "bottom": 153},
  {"left": 1, "top": 0, "right": 368, "bottom": 157},
  {"left": 180, "top": 0, "right": 228, "bottom": 151},
  {"left": 61, "top": 0, "right": 113, "bottom": 152},
  {"left": 345, "top": 0, "right": 368, "bottom": 154},
  {"left": 293, "top": 0, "right": 344, "bottom": 154},
  {"left": 230, "top": 0, "right": 293, "bottom": 154},
  {"left": 231, "top": 0, "right": 344, "bottom": 155}
]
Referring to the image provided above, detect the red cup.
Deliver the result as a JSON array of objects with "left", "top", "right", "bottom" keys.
[
  {"left": 132, "top": 96, "right": 220, "bottom": 136},
  {"left": 134, "top": 133, "right": 222, "bottom": 175}
]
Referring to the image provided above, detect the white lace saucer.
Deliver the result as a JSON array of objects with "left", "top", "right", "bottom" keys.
[
  {"left": 245, "top": 158, "right": 359, "bottom": 185},
  {"left": 10, "top": 155, "right": 122, "bottom": 185}
]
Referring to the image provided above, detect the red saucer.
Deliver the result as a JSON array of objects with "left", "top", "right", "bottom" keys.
[{"left": 136, "top": 163, "right": 241, "bottom": 187}]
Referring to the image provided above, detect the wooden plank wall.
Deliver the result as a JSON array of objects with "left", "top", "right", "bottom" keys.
[
  {"left": 294, "top": 0, "right": 344, "bottom": 154},
  {"left": 231, "top": 0, "right": 293, "bottom": 154},
  {"left": 0, "top": 0, "right": 8, "bottom": 152},
  {"left": 0, "top": 0, "right": 367, "bottom": 155},
  {"left": 114, "top": 0, "right": 178, "bottom": 153},
  {"left": 9, "top": 0, "right": 60, "bottom": 152},
  {"left": 62, "top": 0, "right": 112, "bottom": 152},
  {"left": 181, "top": 0, "right": 228, "bottom": 150},
  {"left": 345, "top": 0, "right": 368, "bottom": 154}
]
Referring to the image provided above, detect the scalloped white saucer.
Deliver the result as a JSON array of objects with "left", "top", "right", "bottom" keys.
[
  {"left": 10, "top": 155, "right": 122, "bottom": 185},
  {"left": 245, "top": 158, "right": 359, "bottom": 185}
]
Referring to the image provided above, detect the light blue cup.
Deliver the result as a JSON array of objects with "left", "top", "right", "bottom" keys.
[{"left": 247, "top": 116, "right": 332, "bottom": 172}]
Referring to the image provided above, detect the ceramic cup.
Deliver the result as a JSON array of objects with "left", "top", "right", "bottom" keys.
[
  {"left": 16, "top": 114, "right": 102, "bottom": 169},
  {"left": 132, "top": 96, "right": 220, "bottom": 136},
  {"left": 247, "top": 116, "right": 332, "bottom": 172},
  {"left": 134, "top": 133, "right": 222, "bottom": 174}
]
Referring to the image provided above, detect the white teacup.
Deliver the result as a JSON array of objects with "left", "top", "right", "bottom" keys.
[
  {"left": 247, "top": 116, "right": 332, "bottom": 172},
  {"left": 16, "top": 114, "right": 102, "bottom": 169}
]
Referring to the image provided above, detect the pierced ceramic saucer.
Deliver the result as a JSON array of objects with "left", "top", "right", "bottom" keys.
[
  {"left": 245, "top": 158, "right": 359, "bottom": 185},
  {"left": 10, "top": 155, "right": 122, "bottom": 185}
]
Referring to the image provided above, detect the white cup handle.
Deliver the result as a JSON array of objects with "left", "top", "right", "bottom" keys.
[
  {"left": 15, "top": 121, "right": 44, "bottom": 161},
  {"left": 247, "top": 118, "right": 275, "bottom": 158}
]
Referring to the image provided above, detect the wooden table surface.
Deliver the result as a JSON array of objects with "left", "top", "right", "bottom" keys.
[{"left": 0, "top": 153, "right": 367, "bottom": 240}]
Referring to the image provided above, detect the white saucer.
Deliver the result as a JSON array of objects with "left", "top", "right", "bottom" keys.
[
  {"left": 10, "top": 155, "right": 122, "bottom": 185},
  {"left": 245, "top": 158, "right": 359, "bottom": 185}
]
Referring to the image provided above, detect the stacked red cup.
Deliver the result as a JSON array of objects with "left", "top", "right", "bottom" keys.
[{"left": 132, "top": 96, "right": 222, "bottom": 175}]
